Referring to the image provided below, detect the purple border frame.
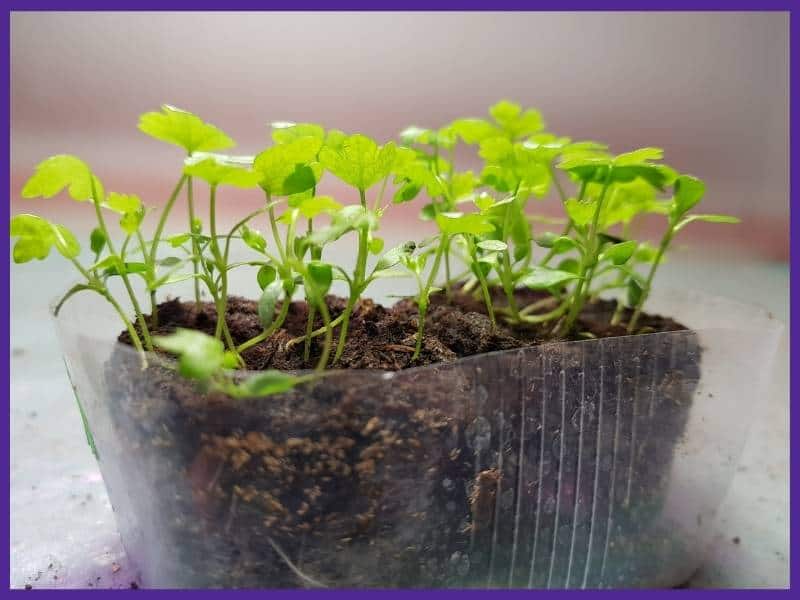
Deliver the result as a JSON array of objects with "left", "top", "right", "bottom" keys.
[{"left": 2, "top": 3, "right": 794, "bottom": 595}]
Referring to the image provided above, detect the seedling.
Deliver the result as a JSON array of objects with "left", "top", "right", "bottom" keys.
[{"left": 13, "top": 100, "right": 739, "bottom": 392}]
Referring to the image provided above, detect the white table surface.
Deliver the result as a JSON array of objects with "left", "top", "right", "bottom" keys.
[{"left": 9, "top": 239, "right": 788, "bottom": 589}]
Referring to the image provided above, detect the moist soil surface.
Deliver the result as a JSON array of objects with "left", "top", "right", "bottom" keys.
[
  {"left": 128, "top": 287, "right": 685, "bottom": 372},
  {"left": 109, "top": 289, "right": 697, "bottom": 588}
]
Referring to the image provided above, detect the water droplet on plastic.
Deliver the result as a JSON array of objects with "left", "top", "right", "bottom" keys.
[
  {"left": 544, "top": 495, "right": 557, "bottom": 513},
  {"left": 442, "top": 477, "right": 454, "bottom": 491},
  {"left": 501, "top": 488, "right": 514, "bottom": 509}
]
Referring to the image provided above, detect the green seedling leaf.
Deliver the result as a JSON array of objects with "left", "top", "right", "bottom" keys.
[
  {"left": 258, "top": 280, "right": 283, "bottom": 329},
  {"left": 450, "top": 118, "right": 499, "bottom": 144},
  {"left": 419, "top": 203, "right": 438, "bottom": 221},
  {"left": 518, "top": 266, "right": 579, "bottom": 290},
  {"left": 184, "top": 155, "right": 260, "bottom": 188},
  {"left": 103, "top": 261, "right": 148, "bottom": 277},
  {"left": 138, "top": 105, "right": 234, "bottom": 154},
  {"left": 158, "top": 256, "right": 182, "bottom": 267},
  {"left": 614, "top": 147, "right": 664, "bottom": 165},
  {"left": 257, "top": 264, "right": 278, "bottom": 290},
  {"left": 10, "top": 214, "right": 80, "bottom": 262},
  {"left": 319, "top": 134, "right": 396, "bottom": 191},
  {"left": 375, "top": 241, "right": 417, "bottom": 272},
  {"left": 21, "top": 154, "right": 103, "bottom": 202},
  {"left": 674, "top": 213, "right": 740, "bottom": 232},
  {"left": 557, "top": 258, "right": 580, "bottom": 274},
  {"left": 307, "top": 261, "right": 333, "bottom": 295},
  {"left": 90, "top": 228, "right": 106, "bottom": 255},
  {"left": 235, "top": 371, "right": 300, "bottom": 398},
  {"left": 241, "top": 224, "right": 267, "bottom": 253},
  {"left": 294, "top": 194, "right": 342, "bottom": 219},
  {"left": 600, "top": 240, "right": 637, "bottom": 265},
  {"left": 307, "top": 205, "right": 378, "bottom": 246},
  {"left": 119, "top": 209, "right": 144, "bottom": 234},
  {"left": 627, "top": 278, "right": 643, "bottom": 307},
  {"left": 672, "top": 175, "right": 706, "bottom": 218},
  {"left": 477, "top": 251, "right": 500, "bottom": 267},
  {"left": 253, "top": 137, "right": 323, "bottom": 196},
  {"left": 435, "top": 212, "right": 493, "bottom": 236},
  {"left": 451, "top": 171, "right": 477, "bottom": 200},
  {"left": 369, "top": 236, "right": 385, "bottom": 255},
  {"left": 393, "top": 181, "right": 422, "bottom": 204},
  {"left": 489, "top": 100, "right": 545, "bottom": 139},
  {"left": 169, "top": 233, "right": 192, "bottom": 247},
  {"left": 103, "top": 192, "right": 141, "bottom": 214},
  {"left": 564, "top": 198, "right": 596, "bottom": 227},
  {"left": 271, "top": 122, "right": 325, "bottom": 144},
  {"left": 477, "top": 239, "right": 508, "bottom": 252},
  {"left": 154, "top": 328, "right": 226, "bottom": 383}
]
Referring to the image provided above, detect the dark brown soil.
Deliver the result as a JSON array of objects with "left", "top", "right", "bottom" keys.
[
  {"left": 126, "top": 287, "right": 685, "bottom": 372},
  {"left": 105, "top": 289, "right": 698, "bottom": 588}
]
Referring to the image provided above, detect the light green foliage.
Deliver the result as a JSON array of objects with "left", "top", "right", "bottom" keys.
[
  {"left": 22, "top": 154, "right": 103, "bottom": 202},
  {"left": 138, "top": 105, "right": 234, "bottom": 154},
  {"left": 319, "top": 134, "right": 396, "bottom": 191},
  {"left": 10, "top": 214, "right": 80, "bottom": 263},
  {"left": 15, "top": 100, "right": 740, "bottom": 384},
  {"left": 253, "top": 137, "right": 323, "bottom": 195},
  {"left": 184, "top": 155, "right": 260, "bottom": 188}
]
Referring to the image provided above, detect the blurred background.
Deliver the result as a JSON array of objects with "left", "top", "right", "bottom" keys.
[
  {"left": 10, "top": 11, "right": 789, "bottom": 589},
  {"left": 11, "top": 11, "right": 789, "bottom": 259}
]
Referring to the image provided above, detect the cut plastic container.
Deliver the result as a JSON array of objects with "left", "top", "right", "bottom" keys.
[{"left": 54, "top": 288, "right": 782, "bottom": 589}]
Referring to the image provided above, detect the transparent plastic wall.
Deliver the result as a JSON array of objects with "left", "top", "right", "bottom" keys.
[{"left": 55, "top": 289, "right": 781, "bottom": 588}]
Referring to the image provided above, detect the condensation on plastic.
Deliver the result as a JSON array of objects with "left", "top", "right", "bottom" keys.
[{"left": 54, "top": 288, "right": 782, "bottom": 589}]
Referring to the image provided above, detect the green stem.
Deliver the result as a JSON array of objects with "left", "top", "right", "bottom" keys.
[
  {"left": 333, "top": 188, "right": 369, "bottom": 364},
  {"left": 265, "top": 192, "right": 286, "bottom": 263},
  {"left": 148, "top": 174, "right": 188, "bottom": 326},
  {"left": 286, "top": 312, "right": 346, "bottom": 348},
  {"left": 412, "top": 235, "right": 447, "bottom": 360},
  {"left": 237, "top": 299, "right": 291, "bottom": 353},
  {"left": 187, "top": 176, "right": 202, "bottom": 306},
  {"left": 90, "top": 181, "right": 153, "bottom": 350},
  {"left": 467, "top": 236, "right": 496, "bottom": 328},
  {"left": 207, "top": 185, "right": 235, "bottom": 353},
  {"left": 304, "top": 304, "right": 316, "bottom": 363},
  {"left": 520, "top": 301, "right": 569, "bottom": 324},
  {"left": 627, "top": 227, "right": 673, "bottom": 333},
  {"left": 499, "top": 189, "right": 521, "bottom": 321},
  {"left": 559, "top": 175, "right": 612, "bottom": 336}
]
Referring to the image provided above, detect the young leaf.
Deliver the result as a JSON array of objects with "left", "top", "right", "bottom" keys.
[
  {"left": 241, "top": 225, "right": 267, "bottom": 253},
  {"left": 153, "top": 328, "right": 226, "bottom": 382},
  {"left": 307, "top": 261, "right": 333, "bottom": 296},
  {"left": 271, "top": 122, "right": 325, "bottom": 144},
  {"left": 450, "top": 118, "right": 499, "bottom": 144},
  {"left": 477, "top": 239, "right": 508, "bottom": 252},
  {"left": 256, "top": 264, "right": 278, "bottom": 290},
  {"left": 435, "top": 212, "right": 494, "bottom": 236},
  {"left": 564, "top": 198, "right": 596, "bottom": 227},
  {"left": 368, "top": 236, "right": 385, "bottom": 255},
  {"left": 375, "top": 241, "right": 417, "bottom": 272},
  {"left": 294, "top": 195, "right": 342, "bottom": 219},
  {"left": 600, "top": 240, "right": 637, "bottom": 265},
  {"left": 319, "top": 134, "right": 396, "bottom": 191},
  {"left": 674, "top": 213, "right": 740, "bottom": 232},
  {"left": 253, "top": 137, "right": 323, "bottom": 196},
  {"left": 627, "top": 278, "right": 643, "bottom": 307},
  {"left": 671, "top": 175, "right": 706, "bottom": 218},
  {"left": 138, "top": 105, "right": 234, "bottom": 154},
  {"left": 10, "top": 214, "right": 79, "bottom": 262},
  {"left": 90, "top": 228, "right": 106, "bottom": 255},
  {"left": 307, "top": 205, "right": 378, "bottom": 246},
  {"left": 517, "top": 266, "right": 579, "bottom": 290},
  {"left": 184, "top": 156, "right": 260, "bottom": 188},
  {"left": 489, "top": 100, "right": 545, "bottom": 139},
  {"left": 258, "top": 280, "right": 283, "bottom": 329},
  {"left": 21, "top": 154, "right": 103, "bottom": 202},
  {"left": 234, "top": 371, "right": 300, "bottom": 398}
]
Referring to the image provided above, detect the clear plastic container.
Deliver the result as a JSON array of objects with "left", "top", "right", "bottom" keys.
[{"left": 53, "top": 288, "right": 782, "bottom": 588}]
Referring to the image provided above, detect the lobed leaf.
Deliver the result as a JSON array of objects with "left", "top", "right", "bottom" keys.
[
  {"left": 319, "top": 134, "right": 397, "bottom": 191},
  {"left": 138, "top": 105, "right": 234, "bottom": 154},
  {"left": 184, "top": 155, "right": 260, "bottom": 188},
  {"left": 21, "top": 154, "right": 103, "bottom": 203},
  {"left": 434, "top": 212, "right": 494, "bottom": 236}
]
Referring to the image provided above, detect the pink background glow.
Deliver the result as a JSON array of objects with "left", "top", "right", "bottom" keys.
[{"left": 11, "top": 11, "right": 789, "bottom": 259}]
